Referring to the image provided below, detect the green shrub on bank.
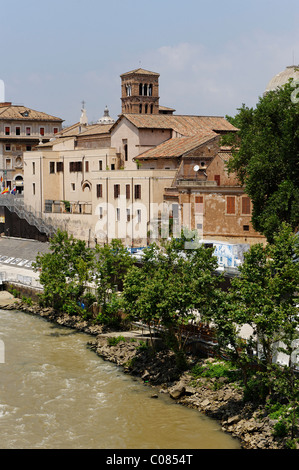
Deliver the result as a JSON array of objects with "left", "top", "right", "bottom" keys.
[{"left": 191, "top": 360, "right": 240, "bottom": 382}]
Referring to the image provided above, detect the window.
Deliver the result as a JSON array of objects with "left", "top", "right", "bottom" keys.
[
  {"left": 116, "top": 208, "right": 120, "bottom": 222},
  {"left": 172, "top": 204, "right": 179, "bottom": 220},
  {"left": 5, "top": 126, "right": 10, "bottom": 135},
  {"left": 32, "top": 183, "right": 35, "bottom": 195},
  {"left": 123, "top": 139, "right": 128, "bottom": 161},
  {"left": 214, "top": 175, "right": 220, "bottom": 186},
  {"left": 139, "top": 104, "right": 142, "bottom": 113},
  {"left": 5, "top": 159, "right": 11, "bottom": 169},
  {"left": 5, "top": 144, "right": 11, "bottom": 151},
  {"left": 53, "top": 128, "right": 58, "bottom": 134},
  {"left": 99, "top": 207, "right": 103, "bottom": 219},
  {"left": 242, "top": 196, "right": 251, "bottom": 215},
  {"left": 96, "top": 184, "right": 102, "bottom": 198},
  {"left": 111, "top": 163, "right": 115, "bottom": 170},
  {"left": 134, "top": 184, "right": 141, "bottom": 199},
  {"left": 49, "top": 162, "right": 55, "bottom": 174},
  {"left": 243, "top": 225, "right": 250, "bottom": 231},
  {"left": 16, "top": 127, "right": 20, "bottom": 136},
  {"left": 114, "top": 184, "right": 120, "bottom": 198},
  {"left": 69, "top": 161, "right": 82, "bottom": 172},
  {"left": 56, "top": 162, "right": 64, "bottom": 172},
  {"left": 126, "top": 184, "right": 130, "bottom": 199},
  {"left": 226, "top": 196, "right": 235, "bottom": 214},
  {"left": 137, "top": 209, "right": 141, "bottom": 223},
  {"left": 99, "top": 160, "right": 103, "bottom": 170},
  {"left": 26, "top": 145, "right": 31, "bottom": 151},
  {"left": 195, "top": 196, "right": 203, "bottom": 213},
  {"left": 85, "top": 161, "right": 89, "bottom": 172},
  {"left": 71, "top": 183, "right": 75, "bottom": 191},
  {"left": 126, "top": 208, "right": 130, "bottom": 222},
  {"left": 26, "top": 127, "right": 31, "bottom": 135},
  {"left": 40, "top": 127, "right": 45, "bottom": 136},
  {"left": 32, "top": 162, "right": 35, "bottom": 175}
]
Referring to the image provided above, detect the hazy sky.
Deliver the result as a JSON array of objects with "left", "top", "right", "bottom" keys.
[{"left": 1, "top": 0, "right": 299, "bottom": 126}]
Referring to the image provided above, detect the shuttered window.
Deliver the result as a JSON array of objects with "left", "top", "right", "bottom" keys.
[
  {"left": 126, "top": 184, "right": 130, "bottom": 199},
  {"left": 195, "top": 196, "right": 203, "bottom": 213},
  {"left": 96, "top": 184, "right": 102, "bottom": 198},
  {"left": 114, "top": 184, "right": 120, "bottom": 198},
  {"left": 134, "top": 184, "right": 141, "bottom": 199},
  {"left": 242, "top": 197, "right": 251, "bottom": 214},
  {"left": 226, "top": 196, "right": 235, "bottom": 214},
  {"left": 69, "top": 161, "right": 82, "bottom": 172}
]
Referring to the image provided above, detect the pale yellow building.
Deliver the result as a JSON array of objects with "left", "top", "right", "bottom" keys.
[
  {"left": 0, "top": 100, "right": 63, "bottom": 193},
  {"left": 23, "top": 68, "right": 265, "bottom": 250}
]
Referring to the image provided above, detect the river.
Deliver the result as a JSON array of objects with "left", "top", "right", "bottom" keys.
[{"left": 0, "top": 308, "right": 240, "bottom": 449}]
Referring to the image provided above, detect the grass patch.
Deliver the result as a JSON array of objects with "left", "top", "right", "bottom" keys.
[{"left": 191, "top": 360, "right": 240, "bottom": 382}]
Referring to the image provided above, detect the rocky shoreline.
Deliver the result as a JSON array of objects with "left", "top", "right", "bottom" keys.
[{"left": 0, "top": 291, "right": 292, "bottom": 450}]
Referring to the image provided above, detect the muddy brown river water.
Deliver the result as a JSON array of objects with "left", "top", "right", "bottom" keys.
[{"left": 0, "top": 308, "right": 240, "bottom": 449}]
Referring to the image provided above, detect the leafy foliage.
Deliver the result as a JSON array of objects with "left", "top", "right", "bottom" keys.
[
  {"left": 226, "top": 82, "right": 299, "bottom": 241},
  {"left": 122, "top": 233, "right": 220, "bottom": 368},
  {"left": 33, "top": 229, "right": 94, "bottom": 314}
]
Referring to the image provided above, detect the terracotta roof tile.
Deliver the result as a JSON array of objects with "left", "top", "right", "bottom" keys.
[
  {"left": 137, "top": 133, "right": 217, "bottom": 160},
  {"left": 120, "top": 68, "right": 160, "bottom": 77},
  {"left": 0, "top": 105, "right": 63, "bottom": 122},
  {"left": 121, "top": 114, "right": 237, "bottom": 136}
]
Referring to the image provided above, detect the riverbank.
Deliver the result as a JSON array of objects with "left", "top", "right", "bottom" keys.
[{"left": 0, "top": 291, "right": 292, "bottom": 450}]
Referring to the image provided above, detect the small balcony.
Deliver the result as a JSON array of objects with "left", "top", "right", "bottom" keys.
[{"left": 176, "top": 179, "right": 218, "bottom": 188}]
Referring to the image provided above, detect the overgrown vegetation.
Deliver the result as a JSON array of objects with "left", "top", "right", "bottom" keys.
[{"left": 33, "top": 223, "right": 298, "bottom": 446}]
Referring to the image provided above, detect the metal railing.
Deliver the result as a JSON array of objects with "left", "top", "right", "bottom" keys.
[{"left": 0, "top": 195, "right": 57, "bottom": 237}]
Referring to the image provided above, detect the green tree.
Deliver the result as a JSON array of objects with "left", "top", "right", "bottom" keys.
[
  {"left": 34, "top": 229, "right": 94, "bottom": 314},
  {"left": 226, "top": 82, "right": 299, "bottom": 242},
  {"left": 94, "top": 239, "right": 133, "bottom": 316},
  {"left": 122, "top": 235, "right": 220, "bottom": 368},
  {"left": 213, "top": 224, "right": 299, "bottom": 395}
]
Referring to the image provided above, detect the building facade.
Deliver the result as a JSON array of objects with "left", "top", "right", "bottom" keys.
[
  {"left": 0, "top": 101, "right": 63, "bottom": 193},
  {"left": 23, "top": 68, "right": 265, "bottom": 249}
]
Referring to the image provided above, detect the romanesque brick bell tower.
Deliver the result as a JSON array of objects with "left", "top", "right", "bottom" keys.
[{"left": 120, "top": 68, "right": 160, "bottom": 114}]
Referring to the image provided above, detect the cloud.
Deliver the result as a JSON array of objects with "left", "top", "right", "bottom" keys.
[{"left": 139, "top": 30, "right": 299, "bottom": 116}]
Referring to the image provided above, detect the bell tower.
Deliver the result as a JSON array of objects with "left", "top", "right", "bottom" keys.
[{"left": 120, "top": 68, "right": 160, "bottom": 114}]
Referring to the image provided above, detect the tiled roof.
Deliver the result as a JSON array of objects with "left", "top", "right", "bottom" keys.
[
  {"left": 0, "top": 105, "right": 63, "bottom": 122},
  {"left": 137, "top": 133, "right": 217, "bottom": 160},
  {"left": 120, "top": 114, "right": 238, "bottom": 136},
  {"left": 120, "top": 68, "right": 160, "bottom": 77},
  {"left": 78, "top": 123, "right": 113, "bottom": 136}
]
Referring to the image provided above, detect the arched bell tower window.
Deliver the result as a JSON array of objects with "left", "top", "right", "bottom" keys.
[{"left": 139, "top": 83, "right": 143, "bottom": 95}]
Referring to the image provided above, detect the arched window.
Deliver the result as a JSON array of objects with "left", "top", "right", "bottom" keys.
[
  {"left": 139, "top": 104, "right": 142, "bottom": 113},
  {"left": 82, "top": 182, "right": 91, "bottom": 192},
  {"left": 148, "top": 84, "right": 153, "bottom": 96},
  {"left": 150, "top": 104, "right": 153, "bottom": 114},
  {"left": 144, "top": 84, "right": 148, "bottom": 96},
  {"left": 139, "top": 83, "right": 143, "bottom": 95}
]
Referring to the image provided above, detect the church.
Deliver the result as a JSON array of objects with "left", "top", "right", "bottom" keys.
[{"left": 23, "top": 68, "right": 266, "bottom": 255}]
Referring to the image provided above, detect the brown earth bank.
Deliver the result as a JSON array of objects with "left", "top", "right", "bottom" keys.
[{"left": 0, "top": 291, "right": 296, "bottom": 450}]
